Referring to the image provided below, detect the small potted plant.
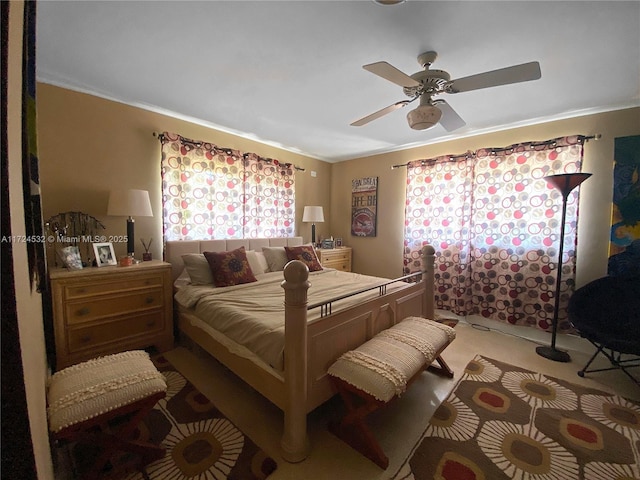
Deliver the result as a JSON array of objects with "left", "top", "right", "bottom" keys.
[{"left": 141, "top": 238, "right": 153, "bottom": 261}]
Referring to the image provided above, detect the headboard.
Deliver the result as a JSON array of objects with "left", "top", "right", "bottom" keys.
[{"left": 164, "top": 237, "right": 303, "bottom": 281}]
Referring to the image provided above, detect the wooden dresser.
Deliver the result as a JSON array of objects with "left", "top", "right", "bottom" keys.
[
  {"left": 49, "top": 260, "right": 174, "bottom": 370},
  {"left": 317, "top": 247, "right": 352, "bottom": 272}
]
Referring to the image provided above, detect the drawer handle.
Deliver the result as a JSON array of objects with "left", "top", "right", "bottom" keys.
[
  {"left": 146, "top": 320, "right": 156, "bottom": 328},
  {"left": 76, "top": 307, "right": 90, "bottom": 316},
  {"left": 145, "top": 297, "right": 155, "bottom": 304},
  {"left": 76, "top": 288, "right": 86, "bottom": 294},
  {"left": 80, "top": 334, "right": 92, "bottom": 343}
]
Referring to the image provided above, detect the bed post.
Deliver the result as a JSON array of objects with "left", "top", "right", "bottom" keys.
[
  {"left": 422, "top": 244, "right": 436, "bottom": 320},
  {"left": 280, "top": 260, "right": 311, "bottom": 462}
]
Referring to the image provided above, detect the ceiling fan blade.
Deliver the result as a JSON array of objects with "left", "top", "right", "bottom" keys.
[
  {"left": 350, "top": 100, "right": 411, "bottom": 126},
  {"left": 363, "top": 61, "right": 421, "bottom": 88},
  {"left": 434, "top": 100, "right": 466, "bottom": 132},
  {"left": 447, "top": 61, "right": 541, "bottom": 94}
]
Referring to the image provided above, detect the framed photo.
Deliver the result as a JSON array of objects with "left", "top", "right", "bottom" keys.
[
  {"left": 58, "top": 245, "right": 83, "bottom": 270},
  {"left": 93, "top": 242, "right": 117, "bottom": 267},
  {"left": 335, "top": 237, "right": 343, "bottom": 247},
  {"left": 321, "top": 239, "right": 334, "bottom": 249}
]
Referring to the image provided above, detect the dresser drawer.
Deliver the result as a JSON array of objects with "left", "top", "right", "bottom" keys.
[
  {"left": 67, "top": 311, "right": 164, "bottom": 352},
  {"left": 50, "top": 261, "right": 175, "bottom": 369},
  {"left": 323, "top": 259, "right": 351, "bottom": 271},
  {"left": 321, "top": 250, "right": 350, "bottom": 262},
  {"left": 318, "top": 248, "right": 352, "bottom": 272},
  {"left": 65, "top": 288, "right": 163, "bottom": 325},
  {"left": 64, "top": 275, "right": 163, "bottom": 299}
]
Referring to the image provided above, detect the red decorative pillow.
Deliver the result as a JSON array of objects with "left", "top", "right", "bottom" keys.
[
  {"left": 203, "top": 247, "right": 257, "bottom": 287},
  {"left": 285, "top": 245, "right": 323, "bottom": 272}
]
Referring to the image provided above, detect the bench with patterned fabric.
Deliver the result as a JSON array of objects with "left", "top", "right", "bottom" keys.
[
  {"left": 327, "top": 316, "right": 455, "bottom": 469},
  {"left": 47, "top": 350, "right": 167, "bottom": 479}
]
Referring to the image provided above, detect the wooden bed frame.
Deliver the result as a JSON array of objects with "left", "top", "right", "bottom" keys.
[{"left": 165, "top": 237, "right": 435, "bottom": 462}]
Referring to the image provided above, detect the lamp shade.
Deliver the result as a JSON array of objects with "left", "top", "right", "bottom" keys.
[
  {"left": 107, "top": 189, "right": 153, "bottom": 217},
  {"left": 544, "top": 173, "right": 592, "bottom": 198},
  {"left": 302, "top": 206, "right": 324, "bottom": 223}
]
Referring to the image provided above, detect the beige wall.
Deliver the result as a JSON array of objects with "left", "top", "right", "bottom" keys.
[
  {"left": 37, "top": 84, "right": 640, "bottom": 287},
  {"left": 7, "top": 2, "right": 55, "bottom": 478},
  {"left": 36, "top": 83, "right": 332, "bottom": 262},
  {"left": 330, "top": 107, "right": 640, "bottom": 286}
]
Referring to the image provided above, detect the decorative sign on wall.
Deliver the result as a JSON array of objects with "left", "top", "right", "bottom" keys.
[{"left": 351, "top": 177, "right": 378, "bottom": 237}]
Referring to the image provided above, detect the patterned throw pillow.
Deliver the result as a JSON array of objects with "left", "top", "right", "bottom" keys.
[
  {"left": 203, "top": 247, "right": 257, "bottom": 287},
  {"left": 284, "top": 245, "right": 323, "bottom": 272}
]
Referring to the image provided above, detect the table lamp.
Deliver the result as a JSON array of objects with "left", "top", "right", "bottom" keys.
[
  {"left": 107, "top": 189, "right": 153, "bottom": 258},
  {"left": 302, "top": 206, "right": 324, "bottom": 246}
]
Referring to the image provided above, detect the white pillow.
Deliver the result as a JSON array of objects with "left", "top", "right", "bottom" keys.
[
  {"left": 262, "top": 246, "right": 288, "bottom": 272},
  {"left": 174, "top": 269, "right": 192, "bottom": 288},
  {"left": 181, "top": 253, "right": 214, "bottom": 285},
  {"left": 246, "top": 250, "right": 269, "bottom": 275}
]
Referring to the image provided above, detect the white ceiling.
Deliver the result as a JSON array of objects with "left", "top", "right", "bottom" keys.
[{"left": 36, "top": 1, "right": 640, "bottom": 163}]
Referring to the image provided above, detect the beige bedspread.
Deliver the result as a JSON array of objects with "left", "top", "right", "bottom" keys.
[{"left": 174, "top": 269, "right": 412, "bottom": 370}]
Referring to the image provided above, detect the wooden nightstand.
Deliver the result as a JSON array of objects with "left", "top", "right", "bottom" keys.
[
  {"left": 49, "top": 260, "right": 174, "bottom": 370},
  {"left": 317, "top": 247, "right": 352, "bottom": 272}
]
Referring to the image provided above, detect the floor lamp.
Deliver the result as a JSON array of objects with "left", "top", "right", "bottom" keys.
[{"left": 536, "top": 172, "right": 592, "bottom": 362}]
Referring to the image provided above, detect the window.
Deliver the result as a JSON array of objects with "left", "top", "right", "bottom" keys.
[
  {"left": 159, "top": 132, "right": 295, "bottom": 241},
  {"left": 404, "top": 136, "right": 588, "bottom": 332}
]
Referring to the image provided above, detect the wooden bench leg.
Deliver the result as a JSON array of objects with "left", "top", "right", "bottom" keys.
[
  {"left": 328, "top": 378, "right": 389, "bottom": 469},
  {"left": 54, "top": 392, "right": 166, "bottom": 480},
  {"left": 329, "top": 352, "right": 455, "bottom": 469},
  {"left": 427, "top": 355, "right": 454, "bottom": 378}
]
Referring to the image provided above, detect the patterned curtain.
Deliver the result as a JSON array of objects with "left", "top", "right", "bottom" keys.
[
  {"left": 160, "top": 132, "right": 295, "bottom": 241},
  {"left": 404, "top": 136, "right": 587, "bottom": 333}
]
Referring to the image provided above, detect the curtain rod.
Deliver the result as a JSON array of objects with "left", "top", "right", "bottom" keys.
[
  {"left": 153, "top": 131, "right": 305, "bottom": 171},
  {"left": 390, "top": 134, "right": 601, "bottom": 170}
]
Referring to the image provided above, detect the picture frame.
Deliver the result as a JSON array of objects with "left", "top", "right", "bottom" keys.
[
  {"left": 93, "top": 242, "right": 117, "bottom": 267},
  {"left": 321, "top": 239, "right": 334, "bottom": 249},
  {"left": 58, "top": 245, "right": 83, "bottom": 271},
  {"left": 335, "top": 237, "right": 343, "bottom": 247}
]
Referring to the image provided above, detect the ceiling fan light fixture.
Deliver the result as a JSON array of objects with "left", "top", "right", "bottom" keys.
[
  {"left": 372, "top": 0, "right": 406, "bottom": 5},
  {"left": 407, "top": 104, "right": 442, "bottom": 130}
]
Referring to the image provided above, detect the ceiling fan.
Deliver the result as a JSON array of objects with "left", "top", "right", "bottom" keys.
[{"left": 351, "top": 51, "right": 541, "bottom": 131}]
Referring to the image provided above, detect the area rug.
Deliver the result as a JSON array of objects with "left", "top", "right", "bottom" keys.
[
  {"left": 391, "top": 356, "right": 640, "bottom": 480},
  {"left": 73, "top": 354, "right": 277, "bottom": 480}
]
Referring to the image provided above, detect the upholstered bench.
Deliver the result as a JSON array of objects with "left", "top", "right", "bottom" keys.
[
  {"left": 327, "top": 316, "right": 456, "bottom": 469},
  {"left": 47, "top": 350, "right": 168, "bottom": 479}
]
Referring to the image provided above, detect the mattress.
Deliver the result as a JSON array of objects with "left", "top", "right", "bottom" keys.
[{"left": 174, "top": 269, "right": 412, "bottom": 370}]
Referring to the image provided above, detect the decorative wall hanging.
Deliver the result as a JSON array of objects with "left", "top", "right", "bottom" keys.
[
  {"left": 351, "top": 177, "right": 378, "bottom": 237},
  {"left": 609, "top": 135, "right": 640, "bottom": 276},
  {"left": 21, "top": 1, "right": 46, "bottom": 292},
  {"left": 45, "top": 211, "right": 106, "bottom": 267}
]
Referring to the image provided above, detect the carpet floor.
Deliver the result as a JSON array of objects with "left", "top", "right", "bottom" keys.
[
  {"left": 163, "top": 314, "right": 639, "bottom": 479},
  {"left": 391, "top": 355, "right": 640, "bottom": 479},
  {"left": 67, "top": 354, "right": 278, "bottom": 480}
]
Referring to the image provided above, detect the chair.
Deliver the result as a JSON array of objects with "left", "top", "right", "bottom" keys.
[
  {"left": 47, "top": 351, "right": 167, "bottom": 479},
  {"left": 568, "top": 274, "right": 640, "bottom": 385}
]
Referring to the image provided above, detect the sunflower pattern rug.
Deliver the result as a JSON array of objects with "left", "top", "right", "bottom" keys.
[
  {"left": 71, "top": 354, "right": 277, "bottom": 480},
  {"left": 392, "top": 355, "right": 640, "bottom": 480}
]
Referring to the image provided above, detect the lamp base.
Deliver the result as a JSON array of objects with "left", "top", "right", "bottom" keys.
[
  {"left": 126, "top": 218, "right": 135, "bottom": 257},
  {"left": 536, "top": 345, "right": 571, "bottom": 363}
]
